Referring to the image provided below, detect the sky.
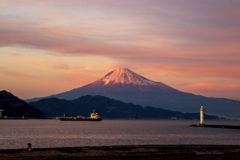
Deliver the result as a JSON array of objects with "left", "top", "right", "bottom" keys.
[{"left": 0, "top": 0, "right": 240, "bottom": 101}]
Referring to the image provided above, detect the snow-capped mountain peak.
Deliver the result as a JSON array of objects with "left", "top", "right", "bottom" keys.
[
  {"left": 99, "top": 68, "right": 157, "bottom": 86},
  {"left": 27, "top": 67, "right": 179, "bottom": 103}
]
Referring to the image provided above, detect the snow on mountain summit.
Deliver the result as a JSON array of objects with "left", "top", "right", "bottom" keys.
[{"left": 99, "top": 68, "right": 157, "bottom": 86}]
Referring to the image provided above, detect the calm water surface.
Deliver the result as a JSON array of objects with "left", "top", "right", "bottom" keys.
[{"left": 0, "top": 120, "right": 240, "bottom": 149}]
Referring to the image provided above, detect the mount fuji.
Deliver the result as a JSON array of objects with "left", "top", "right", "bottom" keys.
[
  {"left": 71, "top": 67, "right": 179, "bottom": 93},
  {"left": 28, "top": 68, "right": 240, "bottom": 117}
]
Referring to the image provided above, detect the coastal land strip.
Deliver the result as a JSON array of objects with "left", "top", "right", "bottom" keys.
[
  {"left": 0, "top": 145, "right": 240, "bottom": 160},
  {"left": 191, "top": 124, "right": 240, "bottom": 130}
]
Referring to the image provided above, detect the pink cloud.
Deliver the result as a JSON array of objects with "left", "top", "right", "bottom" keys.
[
  {"left": 129, "top": 56, "right": 240, "bottom": 79},
  {"left": 1, "top": 0, "right": 240, "bottom": 57},
  {"left": 182, "top": 82, "right": 240, "bottom": 92},
  {"left": 0, "top": 67, "right": 40, "bottom": 80},
  {"left": 28, "top": 59, "right": 71, "bottom": 72}
]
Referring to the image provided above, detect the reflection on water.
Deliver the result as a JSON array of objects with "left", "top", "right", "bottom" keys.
[{"left": 0, "top": 120, "right": 240, "bottom": 149}]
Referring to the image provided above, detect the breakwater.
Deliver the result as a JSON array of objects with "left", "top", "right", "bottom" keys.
[{"left": 191, "top": 124, "right": 240, "bottom": 130}]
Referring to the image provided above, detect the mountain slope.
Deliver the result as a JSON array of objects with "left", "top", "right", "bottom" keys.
[
  {"left": 57, "top": 68, "right": 179, "bottom": 94},
  {"left": 27, "top": 68, "right": 240, "bottom": 117},
  {"left": 29, "top": 95, "right": 220, "bottom": 120},
  {"left": 0, "top": 90, "right": 45, "bottom": 118},
  {"left": 28, "top": 68, "right": 179, "bottom": 101}
]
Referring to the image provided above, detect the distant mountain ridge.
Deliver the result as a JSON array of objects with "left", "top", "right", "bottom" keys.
[
  {"left": 0, "top": 90, "right": 45, "bottom": 118},
  {"left": 27, "top": 68, "right": 240, "bottom": 118},
  {"left": 29, "top": 95, "right": 220, "bottom": 120}
]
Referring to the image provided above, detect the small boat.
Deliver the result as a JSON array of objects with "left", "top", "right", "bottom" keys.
[{"left": 60, "top": 110, "right": 102, "bottom": 121}]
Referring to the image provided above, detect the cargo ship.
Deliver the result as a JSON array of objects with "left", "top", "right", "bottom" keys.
[{"left": 60, "top": 110, "right": 102, "bottom": 121}]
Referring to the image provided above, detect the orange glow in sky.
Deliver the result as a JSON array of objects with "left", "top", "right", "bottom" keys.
[{"left": 0, "top": 0, "right": 240, "bottom": 101}]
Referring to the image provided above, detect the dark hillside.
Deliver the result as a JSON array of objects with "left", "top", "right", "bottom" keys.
[{"left": 0, "top": 90, "right": 45, "bottom": 118}]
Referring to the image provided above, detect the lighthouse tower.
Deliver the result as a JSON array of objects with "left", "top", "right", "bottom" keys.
[{"left": 200, "top": 106, "right": 205, "bottom": 126}]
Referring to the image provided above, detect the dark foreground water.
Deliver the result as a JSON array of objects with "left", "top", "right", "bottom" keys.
[{"left": 0, "top": 120, "right": 240, "bottom": 149}]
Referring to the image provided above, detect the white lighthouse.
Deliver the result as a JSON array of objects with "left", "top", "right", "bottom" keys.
[{"left": 200, "top": 106, "right": 205, "bottom": 126}]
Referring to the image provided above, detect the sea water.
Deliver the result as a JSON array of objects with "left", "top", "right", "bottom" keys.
[{"left": 0, "top": 120, "right": 240, "bottom": 149}]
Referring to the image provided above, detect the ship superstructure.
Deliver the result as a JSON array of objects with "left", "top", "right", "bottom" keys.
[{"left": 90, "top": 111, "right": 101, "bottom": 119}]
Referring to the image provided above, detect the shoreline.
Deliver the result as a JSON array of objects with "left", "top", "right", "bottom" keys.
[{"left": 1, "top": 145, "right": 240, "bottom": 160}]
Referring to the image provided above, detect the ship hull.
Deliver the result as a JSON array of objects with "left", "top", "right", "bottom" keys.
[{"left": 60, "top": 117, "right": 102, "bottom": 121}]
